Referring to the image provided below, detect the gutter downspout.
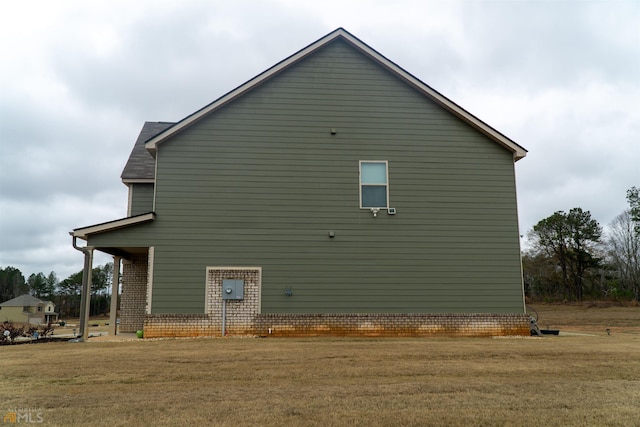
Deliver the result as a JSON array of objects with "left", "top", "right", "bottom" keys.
[{"left": 71, "top": 235, "right": 94, "bottom": 342}]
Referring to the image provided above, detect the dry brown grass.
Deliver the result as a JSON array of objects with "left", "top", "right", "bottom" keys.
[
  {"left": 530, "top": 302, "right": 640, "bottom": 334},
  {"left": 2, "top": 306, "right": 639, "bottom": 426}
]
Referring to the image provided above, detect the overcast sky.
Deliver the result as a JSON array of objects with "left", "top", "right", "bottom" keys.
[{"left": 1, "top": 0, "right": 638, "bottom": 281}]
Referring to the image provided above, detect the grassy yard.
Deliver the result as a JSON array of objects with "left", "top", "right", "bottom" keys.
[{"left": 1, "top": 305, "right": 639, "bottom": 426}]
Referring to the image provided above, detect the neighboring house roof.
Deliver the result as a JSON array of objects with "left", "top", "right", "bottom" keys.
[
  {"left": 121, "top": 121, "right": 175, "bottom": 183},
  {"left": 72, "top": 212, "right": 155, "bottom": 240},
  {"left": 0, "top": 294, "right": 51, "bottom": 307},
  {"left": 144, "top": 27, "right": 527, "bottom": 161}
]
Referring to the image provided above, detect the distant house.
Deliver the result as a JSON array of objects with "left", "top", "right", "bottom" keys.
[
  {"left": 0, "top": 295, "right": 58, "bottom": 324},
  {"left": 72, "top": 28, "right": 529, "bottom": 338}
]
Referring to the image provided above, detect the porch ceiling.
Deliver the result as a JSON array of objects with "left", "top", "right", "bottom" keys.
[{"left": 95, "top": 246, "right": 149, "bottom": 260}]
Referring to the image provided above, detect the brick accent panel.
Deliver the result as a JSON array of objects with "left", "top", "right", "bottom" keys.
[
  {"left": 119, "top": 254, "right": 148, "bottom": 333},
  {"left": 143, "top": 312, "right": 529, "bottom": 338},
  {"left": 143, "top": 267, "right": 261, "bottom": 338},
  {"left": 206, "top": 267, "right": 261, "bottom": 335}
]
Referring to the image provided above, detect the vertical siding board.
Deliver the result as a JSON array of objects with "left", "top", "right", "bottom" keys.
[{"left": 91, "top": 39, "right": 524, "bottom": 314}]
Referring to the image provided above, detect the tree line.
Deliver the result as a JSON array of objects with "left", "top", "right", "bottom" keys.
[
  {"left": 0, "top": 263, "right": 115, "bottom": 318},
  {"left": 524, "top": 187, "right": 639, "bottom": 302},
  {"left": 2, "top": 187, "right": 638, "bottom": 311}
]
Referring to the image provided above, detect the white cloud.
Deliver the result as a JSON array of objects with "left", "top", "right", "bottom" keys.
[{"left": 1, "top": 0, "right": 638, "bottom": 281}]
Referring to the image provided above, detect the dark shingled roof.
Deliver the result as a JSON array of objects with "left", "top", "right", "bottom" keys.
[{"left": 121, "top": 121, "right": 175, "bottom": 181}]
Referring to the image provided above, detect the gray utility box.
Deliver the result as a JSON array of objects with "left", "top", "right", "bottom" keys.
[{"left": 222, "top": 279, "right": 244, "bottom": 300}]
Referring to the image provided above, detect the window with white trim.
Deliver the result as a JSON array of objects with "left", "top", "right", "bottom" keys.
[{"left": 359, "top": 161, "right": 389, "bottom": 209}]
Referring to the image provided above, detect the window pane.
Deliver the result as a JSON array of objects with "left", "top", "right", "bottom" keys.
[
  {"left": 362, "top": 185, "right": 387, "bottom": 207},
  {"left": 361, "top": 162, "right": 387, "bottom": 184}
]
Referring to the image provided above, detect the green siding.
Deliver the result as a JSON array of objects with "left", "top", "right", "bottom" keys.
[
  {"left": 129, "top": 183, "right": 154, "bottom": 215},
  {"left": 90, "top": 39, "right": 524, "bottom": 314}
]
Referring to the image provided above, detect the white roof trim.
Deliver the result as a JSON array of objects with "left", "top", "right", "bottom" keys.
[
  {"left": 72, "top": 213, "right": 155, "bottom": 240},
  {"left": 145, "top": 28, "right": 526, "bottom": 160},
  {"left": 122, "top": 178, "right": 155, "bottom": 184}
]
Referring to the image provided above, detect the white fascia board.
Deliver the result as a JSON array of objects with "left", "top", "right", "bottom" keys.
[
  {"left": 121, "top": 178, "right": 155, "bottom": 184},
  {"left": 72, "top": 213, "right": 155, "bottom": 240}
]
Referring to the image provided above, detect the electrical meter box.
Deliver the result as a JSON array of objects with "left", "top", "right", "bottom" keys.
[{"left": 222, "top": 279, "right": 244, "bottom": 300}]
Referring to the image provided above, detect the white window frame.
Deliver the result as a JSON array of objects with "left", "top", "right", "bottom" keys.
[{"left": 359, "top": 160, "right": 389, "bottom": 209}]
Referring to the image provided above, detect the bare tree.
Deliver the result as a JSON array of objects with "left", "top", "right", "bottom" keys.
[
  {"left": 607, "top": 210, "right": 640, "bottom": 300},
  {"left": 627, "top": 186, "right": 640, "bottom": 236}
]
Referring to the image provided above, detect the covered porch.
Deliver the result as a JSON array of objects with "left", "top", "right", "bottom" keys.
[{"left": 70, "top": 213, "right": 154, "bottom": 341}]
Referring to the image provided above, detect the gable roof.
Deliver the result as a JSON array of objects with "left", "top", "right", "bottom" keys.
[
  {"left": 121, "top": 121, "right": 174, "bottom": 182},
  {"left": 0, "top": 294, "right": 49, "bottom": 307},
  {"left": 144, "top": 27, "right": 527, "bottom": 161}
]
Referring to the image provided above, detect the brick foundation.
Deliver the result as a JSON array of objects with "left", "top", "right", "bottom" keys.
[
  {"left": 144, "top": 314, "right": 215, "bottom": 338},
  {"left": 144, "top": 312, "right": 529, "bottom": 338},
  {"left": 255, "top": 313, "right": 530, "bottom": 337},
  {"left": 142, "top": 265, "right": 529, "bottom": 338}
]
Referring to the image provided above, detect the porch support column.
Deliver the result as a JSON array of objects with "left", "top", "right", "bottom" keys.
[
  {"left": 109, "top": 256, "right": 121, "bottom": 336},
  {"left": 77, "top": 246, "right": 94, "bottom": 341}
]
